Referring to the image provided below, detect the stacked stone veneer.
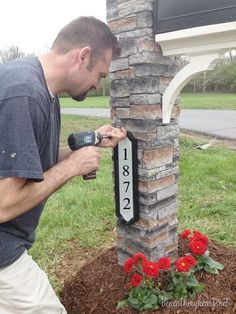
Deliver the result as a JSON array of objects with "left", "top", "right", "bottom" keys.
[{"left": 107, "top": 0, "right": 180, "bottom": 264}]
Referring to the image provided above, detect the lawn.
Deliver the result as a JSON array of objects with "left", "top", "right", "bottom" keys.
[
  {"left": 59, "top": 93, "right": 236, "bottom": 110},
  {"left": 30, "top": 114, "right": 236, "bottom": 291},
  {"left": 60, "top": 96, "right": 109, "bottom": 108},
  {"left": 180, "top": 93, "right": 236, "bottom": 110}
]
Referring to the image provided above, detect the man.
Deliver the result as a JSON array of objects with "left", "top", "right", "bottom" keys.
[{"left": 0, "top": 16, "right": 126, "bottom": 314}]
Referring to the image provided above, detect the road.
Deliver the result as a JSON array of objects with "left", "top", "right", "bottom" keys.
[{"left": 61, "top": 108, "right": 236, "bottom": 141}]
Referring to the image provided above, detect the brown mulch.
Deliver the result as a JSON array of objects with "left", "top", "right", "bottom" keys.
[{"left": 60, "top": 239, "right": 236, "bottom": 314}]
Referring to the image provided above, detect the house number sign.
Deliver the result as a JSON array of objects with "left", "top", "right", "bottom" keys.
[{"left": 114, "top": 132, "right": 139, "bottom": 225}]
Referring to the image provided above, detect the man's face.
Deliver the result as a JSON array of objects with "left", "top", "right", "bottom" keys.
[{"left": 70, "top": 48, "right": 112, "bottom": 101}]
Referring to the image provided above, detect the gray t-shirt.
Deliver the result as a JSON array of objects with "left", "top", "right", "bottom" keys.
[{"left": 0, "top": 57, "right": 60, "bottom": 268}]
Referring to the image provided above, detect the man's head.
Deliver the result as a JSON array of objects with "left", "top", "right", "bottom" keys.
[
  {"left": 52, "top": 16, "right": 120, "bottom": 64},
  {"left": 50, "top": 16, "right": 120, "bottom": 100}
]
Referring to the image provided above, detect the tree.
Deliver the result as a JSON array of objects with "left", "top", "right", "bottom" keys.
[
  {"left": 183, "top": 50, "right": 236, "bottom": 93},
  {"left": 0, "top": 45, "right": 25, "bottom": 63}
]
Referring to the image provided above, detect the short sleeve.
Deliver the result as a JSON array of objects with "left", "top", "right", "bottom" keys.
[{"left": 0, "top": 96, "right": 47, "bottom": 181}]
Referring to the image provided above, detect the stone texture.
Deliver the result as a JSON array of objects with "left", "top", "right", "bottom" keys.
[
  {"left": 128, "top": 77, "right": 160, "bottom": 94},
  {"left": 110, "top": 68, "right": 135, "bottom": 80},
  {"left": 117, "top": 28, "right": 153, "bottom": 39},
  {"left": 132, "top": 131, "right": 157, "bottom": 142},
  {"left": 129, "top": 51, "right": 173, "bottom": 66},
  {"left": 118, "top": 0, "right": 154, "bottom": 18},
  {"left": 108, "top": 0, "right": 179, "bottom": 265},
  {"left": 109, "top": 16, "right": 137, "bottom": 34},
  {"left": 142, "top": 148, "right": 174, "bottom": 169},
  {"left": 136, "top": 11, "right": 153, "bottom": 28},
  {"left": 109, "top": 58, "right": 129, "bottom": 72},
  {"left": 130, "top": 94, "right": 161, "bottom": 105},
  {"left": 110, "top": 97, "right": 130, "bottom": 107},
  {"left": 130, "top": 105, "right": 161, "bottom": 119},
  {"left": 106, "top": 0, "right": 119, "bottom": 22},
  {"left": 116, "top": 108, "right": 131, "bottom": 119},
  {"left": 157, "top": 184, "right": 178, "bottom": 202},
  {"left": 139, "top": 175, "right": 175, "bottom": 193},
  {"left": 121, "top": 118, "right": 157, "bottom": 133},
  {"left": 157, "top": 124, "right": 179, "bottom": 140},
  {"left": 136, "top": 38, "right": 159, "bottom": 52},
  {"left": 119, "top": 38, "right": 137, "bottom": 57},
  {"left": 110, "top": 79, "right": 129, "bottom": 98},
  {"left": 134, "top": 64, "right": 171, "bottom": 77}
]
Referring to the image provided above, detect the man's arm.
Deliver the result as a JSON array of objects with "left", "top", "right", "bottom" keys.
[
  {"left": 58, "top": 146, "right": 72, "bottom": 162},
  {"left": 58, "top": 126, "right": 126, "bottom": 162},
  {"left": 0, "top": 146, "right": 100, "bottom": 223}
]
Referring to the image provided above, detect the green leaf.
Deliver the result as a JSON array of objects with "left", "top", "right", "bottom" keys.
[
  {"left": 159, "top": 291, "right": 173, "bottom": 302},
  {"left": 149, "top": 294, "right": 158, "bottom": 305},
  {"left": 189, "top": 291, "right": 196, "bottom": 299},
  {"left": 204, "top": 250, "right": 210, "bottom": 257},
  {"left": 172, "top": 275, "right": 179, "bottom": 285},
  {"left": 195, "top": 263, "right": 204, "bottom": 271},
  {"left": 143, "top": 303, "right": 157, "bottom": 310},
  {"left": 128, "top": 296, "right": 140, "bottom": 305},
  {"left": 207, "top": 257, "right": 224, "bottom": 270},
  {"left": 194, "top": 282, "right": 205, "bottom": 293},
  {"left": 117, "top": 300, "right": 128, "bottom": 309},
  {"left": 130, "top": 303, "right": 141, "bottom": 311},
  {"left": 167, "top": 283, "right": 173, "bottom": 290},
  {"left": 186, "top": 275, "right": 201, "bottom": 287},
  {"left": 204, "top": 265, "right": 219, "bottom": 274}
]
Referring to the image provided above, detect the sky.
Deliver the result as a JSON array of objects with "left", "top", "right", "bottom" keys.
[{"left": 0, "top": 0, "right": 107, "bottom": 55}]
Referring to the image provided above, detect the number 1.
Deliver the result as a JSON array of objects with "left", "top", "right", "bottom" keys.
[{"left": 123, "top": 148, "right": 127, "bottom": 160}]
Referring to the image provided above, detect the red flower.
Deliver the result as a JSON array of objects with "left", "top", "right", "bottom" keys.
[
  {"left": 157, "top": 257, "right": 171, "bottom": 271},
  {"left": 189, "top": 240, "right": 207, "bottom": 255},
  {"left": 192, "top": 230, "right": 209, "bottom": 245},
  {"left": 132, "top": 252, "right": 147, "bottom": 264},
  {"left": 142, "top": 260, "right": 160, "bottom": 277},
  {"left": 123, "top": 257, "right": 134, "bottom": 273},
  {"left": 184, "top": 255, "right": 197, "bottom": 267},
  {"left": 175, "top": 255, "right": 196, "bottom": 272},
  {"left": 180, "top": 229, "right": 191, "bottom": 239},
  {"left": 130, "top": 273, "right": 143, "bottom": 287}
]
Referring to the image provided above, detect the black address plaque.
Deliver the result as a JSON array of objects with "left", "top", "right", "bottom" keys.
[{"left": 114, "top": 131, "right": 139, "bottom": 225}]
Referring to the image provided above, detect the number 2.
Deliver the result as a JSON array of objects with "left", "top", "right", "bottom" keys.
[{"left": 123, "top": 198, "right": 131, "bottom": 210}]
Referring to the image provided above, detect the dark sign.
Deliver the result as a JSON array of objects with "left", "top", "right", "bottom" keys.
[
  {"left": 114, "top": 132, "right": 139, "bottom": 225},
  {"left": 154, "top": 0, "right": 236, "bottom": 34}
]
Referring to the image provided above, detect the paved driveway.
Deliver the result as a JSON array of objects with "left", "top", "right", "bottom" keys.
[{"left": 61, "top": 108, "right": 236, "bottom": 141}]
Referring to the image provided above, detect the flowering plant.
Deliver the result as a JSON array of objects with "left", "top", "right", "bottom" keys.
[
  {"left": 117, "top": 253, "right": 172, "bottom": 311},
  {"left": 118, "top": 229, "right": 224, "bottom": 312},
  {"left": 180, "top": 229, "right": 224, "bottom": 274}
]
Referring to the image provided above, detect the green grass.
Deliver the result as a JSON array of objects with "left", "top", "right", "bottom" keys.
[
  {"left": 179, "top": 137, "right": 236, "bottom": 247},
  {"left": 30, "top": 115, "right": 236, "bottom": 289},
  {"left": 59, "top": 96, "right": 109, "bottom": 108},
  {"left": 180, "top": 93, "right": 236, "bottom": 110},
  {"left": 60, "top": 93, "right": 236, "bottom": 110}
]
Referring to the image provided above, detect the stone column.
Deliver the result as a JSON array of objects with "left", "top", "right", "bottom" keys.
[{"left": 107, "top": 0, "right": 180, "bottom": 264}]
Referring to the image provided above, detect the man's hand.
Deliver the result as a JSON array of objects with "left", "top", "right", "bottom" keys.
[
  {"left": 96, "top": 125, "right": 127, "bottom": 148},
  {"left": 68, "top": 146, "right": 101, "bottom": 176}
]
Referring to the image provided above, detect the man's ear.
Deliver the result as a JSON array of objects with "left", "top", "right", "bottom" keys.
[{"left": 77, "top": 46, "right": 91, "bottom": 68}]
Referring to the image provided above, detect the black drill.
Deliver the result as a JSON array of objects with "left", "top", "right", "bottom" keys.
[{"left": 68, "top": 130, "right": 103, "bottom": 180}]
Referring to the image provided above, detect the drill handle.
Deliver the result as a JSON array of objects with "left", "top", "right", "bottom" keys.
[{"left": 68, "top": 131, "right": 101, "bottom": 180}]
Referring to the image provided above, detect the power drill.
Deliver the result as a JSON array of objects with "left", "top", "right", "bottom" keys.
[{"left": 68, "top": 130, "right": 103, "bottom": 180}]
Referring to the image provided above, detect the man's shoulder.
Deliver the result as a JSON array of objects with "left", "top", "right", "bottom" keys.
[{"left": 0, "top": 57, "right": 48, "bottom": 101}]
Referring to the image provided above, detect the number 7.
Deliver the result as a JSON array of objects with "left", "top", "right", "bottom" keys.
[{"left": 123, "top": 181, "right": 130, "bottom": 192}]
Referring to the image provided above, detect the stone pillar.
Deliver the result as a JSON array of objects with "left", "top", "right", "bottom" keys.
[{"left": 107, "top": 0, "right": 180, "bottom": 264}]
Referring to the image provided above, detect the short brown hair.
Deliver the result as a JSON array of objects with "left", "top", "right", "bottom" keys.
[{"left": 51, "top": 16, "right": 120, "bottom": 62}]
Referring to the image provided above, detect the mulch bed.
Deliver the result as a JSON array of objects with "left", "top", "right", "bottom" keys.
[{"left": 60, "top": 239, "right": 236, "bottom": 314}]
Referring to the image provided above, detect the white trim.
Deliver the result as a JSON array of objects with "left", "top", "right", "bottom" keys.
[{"left": 155, "top": 21, "right": 236, "bottom": 123}]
